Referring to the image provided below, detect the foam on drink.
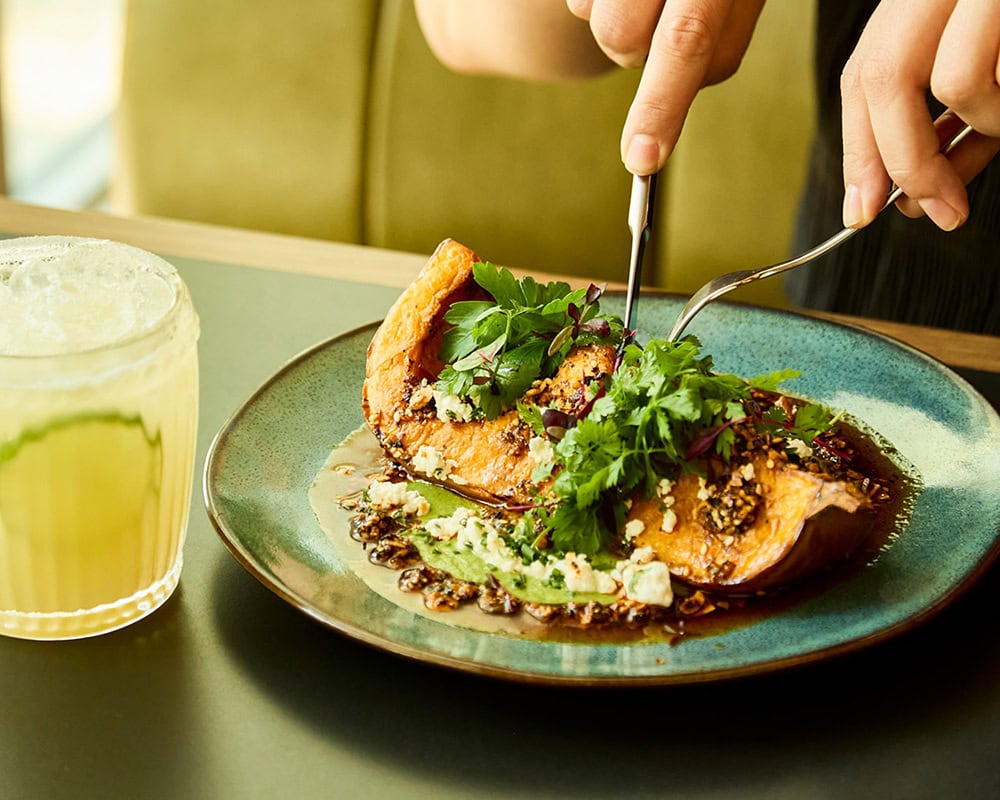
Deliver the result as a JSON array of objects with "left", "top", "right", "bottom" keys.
[{"left": 0, "top": 236, "right": 177, "bottom": 357}]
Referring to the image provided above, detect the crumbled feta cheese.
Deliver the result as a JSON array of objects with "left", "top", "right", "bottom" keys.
[
  {"left": 656, "top": 478, "right": 675, "bottom": 499},
  {"left": 660, "top": 507, "right": 678, "bottom": 533},
  {"left": 433, "top": 390, "right": 474, "bottom": 422},
  {"left": 788, "top": 438, "right": 813, "bottom": 459},
  {"left": 623, "top": 518, "right": 645, "bottom": 540},
  {"left": 413, "top": 445, "right": 453, "bottom": 479},
  {"left": 696, "top": 477, "right": 711, "bottom": 501},
  {"left": 425, "top": 506, "right": 475, "bottom": 540},
  {"left": 527, "top": 435, "right": 555, "bottom": 468},
  {"left": 408, "top": 381, "right": 434, "bottom": 411},
  {"left": 366, "top": 480, "right": 429, "bottom": 516},
  {"left": 549, "top": 552, "right": 619, "bottom": 594},
  {"left": 620, "top": 560, "right": 673, "bottom": 607},
  {"left": 740, "top": 462, "right": 755, "bottom": 481}
]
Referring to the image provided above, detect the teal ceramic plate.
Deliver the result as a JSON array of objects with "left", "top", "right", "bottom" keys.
[{"left": 203, "top": 295, "right": 1000, "bottom": 685}]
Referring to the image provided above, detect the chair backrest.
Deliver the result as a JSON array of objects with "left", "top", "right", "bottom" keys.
[{"left": 115, "top": 0, "right": 816, "bottom": 307}]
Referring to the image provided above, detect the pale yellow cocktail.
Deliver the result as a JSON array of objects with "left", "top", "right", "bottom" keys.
[{"left": 0, "top": 236, "right": 199, "bottom": 639}]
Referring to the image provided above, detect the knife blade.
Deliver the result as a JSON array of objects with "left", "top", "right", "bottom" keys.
[{"left": 623, "top": 172, "right": 656, "bottom": 340}]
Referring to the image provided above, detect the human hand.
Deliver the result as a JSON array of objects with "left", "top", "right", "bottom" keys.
[
  {"left": 566, "top": 0, "right": 766, "bottom": 175},
  {"left": 841, "top": 0, "right": 1000, "bottom": 231}
]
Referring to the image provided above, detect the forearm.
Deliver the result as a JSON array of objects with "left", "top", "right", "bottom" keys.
[{"left": 414, "top": 0, "right": 613, "bottom": 80}]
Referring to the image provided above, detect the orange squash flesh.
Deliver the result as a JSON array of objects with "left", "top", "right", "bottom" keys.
[
  {"left": 364, "top": 238, "right": 876, "bottom": 592},
  {"left": 362, "top": 239, "right": 615, "bottom": 505},
  {"left": 629, "top": 453, "right": 872, "bottom": 592}
]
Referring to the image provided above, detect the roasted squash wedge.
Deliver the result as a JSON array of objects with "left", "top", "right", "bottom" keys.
[
  {"left": 362, "top": 239, "right": 615, "bottom": 505},
  {"left": 629, "top": 450, "right": 873, "bottom": 593}
]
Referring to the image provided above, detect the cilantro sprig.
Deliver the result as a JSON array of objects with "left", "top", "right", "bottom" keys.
[
  {"left": 434, "top": 262, "right": 623, "bottom": 419},
  {"left": 526, "top": 337, "right": 838, "bottom": 555}
]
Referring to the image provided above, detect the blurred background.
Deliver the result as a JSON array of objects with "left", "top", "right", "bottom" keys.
[
  {"left": 1, "top": 0, "right": 121, "bottom": 209},
  {"left": 0, "top": 0, "right": 816, "bottom": 307}
]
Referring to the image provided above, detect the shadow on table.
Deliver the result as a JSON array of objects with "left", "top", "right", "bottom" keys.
[
  {"left": 211, "top": 553, "right": 1000, "bottom": 799},
  {"left": 1, "top": 587, "right": 211, "bottom": 800}
]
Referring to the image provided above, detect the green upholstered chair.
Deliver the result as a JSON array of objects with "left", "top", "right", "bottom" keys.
[{"left": 114, "top": 0, "right": 816, "bottom": 307}]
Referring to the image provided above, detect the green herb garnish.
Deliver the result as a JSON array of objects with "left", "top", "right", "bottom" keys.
[
  {"left": 532, "top": 337, "right": 837, "bottom": 555},
  {"left": 434, "top": 262, "right": 622, "bottom": 420}
]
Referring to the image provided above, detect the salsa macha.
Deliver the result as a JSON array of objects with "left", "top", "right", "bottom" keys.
[{"left": 309, "top": 240, "right": 913, "bottom": 640}]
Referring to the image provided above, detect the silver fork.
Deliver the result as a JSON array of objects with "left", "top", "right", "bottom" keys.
[{"left": 666, "top": 121, "right": 975, "bottom": 342}]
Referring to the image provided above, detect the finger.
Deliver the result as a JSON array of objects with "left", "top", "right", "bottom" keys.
[
  {"left": 566, "top": 0, "right": 595, "bottom": 21},
  {"left": 621, "top": 0, "right": 735, "bottom": 174},
  {"left": 854, "top": 0, "right": 970, "bottom": 230},
  {"left": 702, "top": 0, "right": 764, "bottom": 85},
  {"left": 586, "top": 0, "right": 667, "bottom": 69},
  {"left": 841, "top": 54, "right": 892, "bottom": 228},
  {"left": 931, "top": 0, "right": 1000, "bottom": 136},
  {"left": 896, "top": 117, "right": 1000, "bottom": 216}
]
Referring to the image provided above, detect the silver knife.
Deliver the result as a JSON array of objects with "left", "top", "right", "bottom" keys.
[{"left": 623, "top": 172, "right": 656, "bottom": 340}]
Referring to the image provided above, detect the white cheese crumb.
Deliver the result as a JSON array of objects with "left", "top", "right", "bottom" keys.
[
  {"left": 620, "top": 560, "right": 673, "bottom": 607},
  {"left": 629, "top": 546, "right": 656, "bottom": 565},
  {"left": 550, "top": 552, "right": 619, "bottom": 594},
  {"left": 527, "top": 435, "right": 555, "bottom": 468},
  {"left": 366, "top": 480, "right": 429, "bottom": 516},
  {"left": 661, "top": 507, "right": 678, "bottom": 533},
  {"left": 424, "top": 506, "right": 477, "bottom": 540},
  {"left": 413, "top": 445, "right": 453, "bottom": 479},
  {"left": 740, "top": 462, "right": 755, "bottom": 481},
  {"left": 696, "top": 477, "right": 711, "bottom": 501},
  {"left": 623, "top": 518, "right": 645, "bottom": 541},
  {"left": 408, "top": 381, "right": 434, "bottom": 411},
  {"left": 788, "top": 438, "right": 813, "bottom": 459},
  {"left": 656, "top": 478, "right": 675, "bottom": 499},
  {"left": 433, "top": 390, "right": 474, "bottom": 422}
]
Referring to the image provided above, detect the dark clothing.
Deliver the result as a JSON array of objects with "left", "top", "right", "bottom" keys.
[{"left": 784, "top": 0, "right": 1000, "bottom": 334}]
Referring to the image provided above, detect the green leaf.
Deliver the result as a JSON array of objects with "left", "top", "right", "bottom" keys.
[
  {"left": 433, "top": 263, "right": 621, "bottom": 420},
  {"left": 472, "top": 262, "right": 521, "bottom": 306},
  {"left": 749, "top": 368, "right": 801, "bottom": 392},
  {"left": 549, "top": 501, "right": 607, "bottom": 555}
]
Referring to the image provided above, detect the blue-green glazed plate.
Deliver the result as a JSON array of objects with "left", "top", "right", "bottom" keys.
[{"left": 203, "top": 295, "right": 1000, "bottom": 685}]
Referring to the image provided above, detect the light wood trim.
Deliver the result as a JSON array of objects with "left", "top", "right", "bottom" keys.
[
  {"left": 0, "top": 197, "right": 996, "bottom": 373},
  {"left": 0, "top": 197, "right": 428, "bottom": 286}
]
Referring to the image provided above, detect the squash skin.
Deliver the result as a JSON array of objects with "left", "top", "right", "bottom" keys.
[
  {"left": 364, "top": 238, "right": 877, "bottom": 592},
  {"left": 362, "top": 239, "right": 615, "bottom": 505},
  {"left": 629, "top": 453, "right": 874, "bottom": 593}
]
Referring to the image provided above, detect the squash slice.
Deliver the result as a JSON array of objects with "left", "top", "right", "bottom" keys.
[
  {"left": 629, "top": 452, "right": 873, "bottom": 592},
  {"left": 362, "top": 239, "right": 615, "bottom": 505}
]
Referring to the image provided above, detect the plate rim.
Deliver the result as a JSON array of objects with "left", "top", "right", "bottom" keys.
[{"left": 203, "top": 303, "right": 1000, "bottom": 686}]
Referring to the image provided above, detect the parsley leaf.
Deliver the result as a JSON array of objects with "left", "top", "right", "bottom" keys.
[
  {"left": 433, "top": 262, "right": 622, "bottom": 419},
  {"left": 537, "top": 337, "right": 837, "bottom": 555}
]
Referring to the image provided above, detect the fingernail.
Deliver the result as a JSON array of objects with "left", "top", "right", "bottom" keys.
[
  {"left": 842, "top": 184, "right": 864, "bottom": 228},
  {"left": 623, "top": 134, "right": 661, "bottom": 175},
  {"left": 917, "top": 197, "right": 966, "bottom": 231}
]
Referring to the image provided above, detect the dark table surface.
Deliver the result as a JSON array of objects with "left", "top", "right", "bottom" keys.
[{"left": 3, "top": 252, "right": 998, "bottom": 800}]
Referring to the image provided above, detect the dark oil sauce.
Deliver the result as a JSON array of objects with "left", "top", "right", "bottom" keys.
[
  {"left": 331, "top": 415, "right": 916, "bottom": 647},
  {"left": 670, "top": 416, "right": 917, "bottom": 643}
]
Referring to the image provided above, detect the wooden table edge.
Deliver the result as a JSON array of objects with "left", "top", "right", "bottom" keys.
[{"left": 1, "top": 197, "right": 996, "bottom": 373}]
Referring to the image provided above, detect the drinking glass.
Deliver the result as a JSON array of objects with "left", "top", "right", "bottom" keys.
[{"left": 0, "top": 236, "right": 199, "bottom": 639}]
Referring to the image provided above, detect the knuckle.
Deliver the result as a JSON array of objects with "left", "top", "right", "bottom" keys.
[
  {"left": 590, "top": 11, "right": 646, "bottom": 61},
  {"left": 841, "top": 146, "right": 878, "bottom": 177},
  {"left": 854, "top": 49, "right": 900, "bottom": 101},
  {"left": 657, "top": 10, "right": 718, "bottom": 62},
  {"left": 840, "top": 58, "right": 863, "bottom": 96},
  {"left": 930, "top": 66, "right": 981, "bottom": 112}
]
